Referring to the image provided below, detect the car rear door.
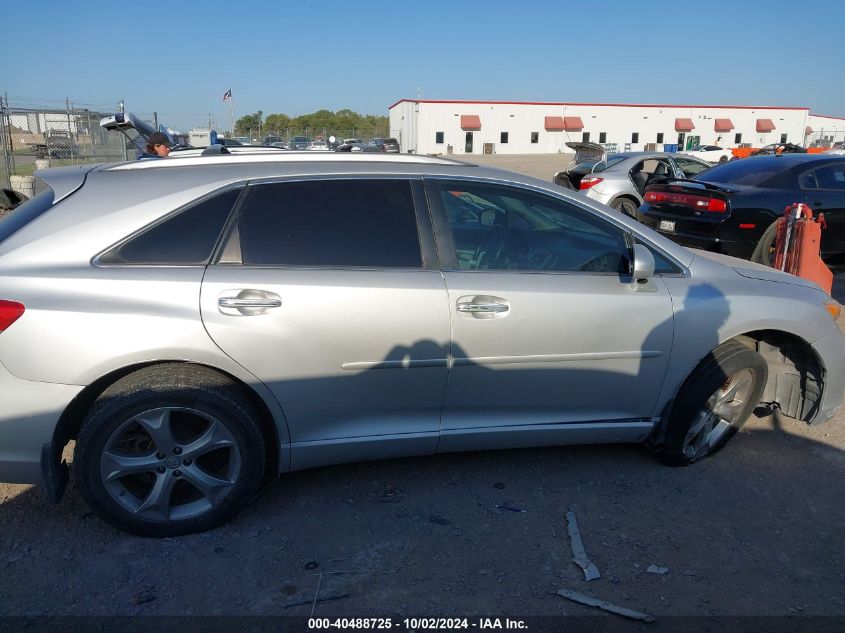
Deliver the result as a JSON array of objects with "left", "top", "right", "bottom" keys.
[
  {"left": 800, "top": 161, "right": 845, "bottom": 256},
  {"left": 425, "top": 178, "right": 675, "bottom": 451},
  {"left": 200, "top": 177, "right": 450, "bottom": 469}
]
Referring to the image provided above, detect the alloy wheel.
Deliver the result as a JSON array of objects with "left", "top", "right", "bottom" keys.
[
  {"left": 99, "top": 407, "right": 242, "bottom": 522},
  {"left": 681, "top": 368, "right": 756, "bottom": 461}
]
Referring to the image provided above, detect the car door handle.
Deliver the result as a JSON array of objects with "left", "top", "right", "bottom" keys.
[
  {"left": 456, "top": 295, "right": 510, "bottom": 318},
  {"left": 457, "top": 302, "right": 509, "bottom": 313},
  {"left": 218, "top": 297, "right": 282, "bottom": 309},
  {"left": 218, "top": 290, "right": 282, "bottom": 316}
]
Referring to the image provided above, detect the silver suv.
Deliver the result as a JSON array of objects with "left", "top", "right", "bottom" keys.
[{"left": 1, "top": 153, "right": 842, "bottom": 536}]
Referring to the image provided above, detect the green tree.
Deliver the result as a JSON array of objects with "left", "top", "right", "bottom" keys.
[
  {"left": 264, "top": 113, "right": 291, "bottom": 133},
  {"left": 234, "top": 110, "right": 263, "bottom": 135}
]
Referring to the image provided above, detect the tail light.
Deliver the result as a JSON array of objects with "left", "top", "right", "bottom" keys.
[
  {"left": 579, "top": 177, "right": 603, "bottom": 190},
  {"left": 644, "top": 190, "right": 727, "bottom": 212},
  {"left": 0, "top": 300, "right": 25, "bottom": 332}
]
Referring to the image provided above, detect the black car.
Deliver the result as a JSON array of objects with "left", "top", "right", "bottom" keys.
[
  {"left": 637, "top": 155, "right": 845, "bottom": 266},
  {"left": 750, "top": 143, "right": 806, "bottom": 156}
]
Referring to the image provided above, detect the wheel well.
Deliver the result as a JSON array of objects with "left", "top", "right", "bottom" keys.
[
  {"left": 52, "top": 361, "right": 281, "bottom": 480},
  {"left": 730, "top": 330, "right": 824, "bottom": 423}
]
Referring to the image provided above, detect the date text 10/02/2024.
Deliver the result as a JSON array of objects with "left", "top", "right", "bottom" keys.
[{"left": 307, "top": 617, "right": 529, "bottom": 630}]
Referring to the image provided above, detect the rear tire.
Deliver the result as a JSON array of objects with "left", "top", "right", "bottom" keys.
[
  {"left": 750, "top": 221, "right": 779, "bottom": 267},
  {"left": 611, "top": 198, "right": 639, "bottom": 218},
  {"left": 75, "top": 364, "right": 266, "bottom": 537},
  {"left": 660, "top": 340, "right": 767, "bottom": 467}
]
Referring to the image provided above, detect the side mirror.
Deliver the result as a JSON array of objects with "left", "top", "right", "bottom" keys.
[{"left": 632, "top": 243, "right": 655, "bottom": 285}]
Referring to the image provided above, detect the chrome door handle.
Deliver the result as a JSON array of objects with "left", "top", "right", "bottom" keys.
[
  {"left": 456, "top": 302, "right": 509, "bottom": 313},
  {"left": 218, "top": 297, "right": 282, "bottom": 309},
  {"left": 217, "top": 289, "right": 282, "bottom": 316}
]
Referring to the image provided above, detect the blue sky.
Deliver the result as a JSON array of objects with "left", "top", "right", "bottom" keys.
[{"left": 4, "top": 0, "right": 844, "bottom": 131}]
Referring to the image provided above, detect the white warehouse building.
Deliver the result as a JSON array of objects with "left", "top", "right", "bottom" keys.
[{"left": 388, "top": 99, "right": 845, "bottom": 155}]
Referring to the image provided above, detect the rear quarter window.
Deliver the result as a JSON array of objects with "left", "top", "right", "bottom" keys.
[{"left": 99, "top": 188, "right": 242, "bottom": 265}]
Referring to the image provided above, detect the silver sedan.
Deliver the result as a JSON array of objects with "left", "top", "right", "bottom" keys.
[
  {"left": 0, "top": 153, "right": 842, "bottom": 536},
  {"left": 553, "top": 143, "right": 713, "bottom": 217}
]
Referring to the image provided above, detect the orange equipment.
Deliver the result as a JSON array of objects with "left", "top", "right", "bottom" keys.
[{"left": 773, "top": 203, "right": 833, "bottom": 294}]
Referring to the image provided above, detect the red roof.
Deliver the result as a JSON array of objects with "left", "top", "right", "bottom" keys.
[
  {"left": 756, "top": 118, "right": 776, "bottom": 132},
  {"left": 460, "top": 115, "right": 481, "bottom": 130},
  {"left": 805, "top": 126, "right": 814, "bottom": 134},
  {"left": 545, "top": 116, "right": 566, "bottom": 130},
  {"left": 714, "top": 118, "right": 734, "bottom": 132},
  {"left": 563, "top": 116, "right": 584, "bottom": 131},
  {"left": 674, "top": 118, "right": 695, "bottom": 131}
]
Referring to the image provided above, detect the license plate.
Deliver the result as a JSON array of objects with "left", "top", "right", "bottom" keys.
[{"left": 659, "top": 220, "right": 675, "bottom": 232}]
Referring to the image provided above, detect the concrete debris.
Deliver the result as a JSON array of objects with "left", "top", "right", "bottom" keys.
[
  {"left": 557, "top": 588, "right": 654, "bottom": 622},
  {"left": 565, "top": 511, "right": 600, "bottom": 581}
]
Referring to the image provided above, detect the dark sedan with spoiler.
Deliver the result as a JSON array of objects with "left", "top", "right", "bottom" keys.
[{"left": 637, "top": 155, "right": 845, "bottom": 266}]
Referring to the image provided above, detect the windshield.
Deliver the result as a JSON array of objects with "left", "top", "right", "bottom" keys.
[{"left": 694, "top": 158, "right": 785, "bottom": 186}]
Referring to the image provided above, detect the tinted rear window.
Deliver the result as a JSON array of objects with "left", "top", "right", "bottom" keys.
[
  {"left": 101, "top": 188, "right": 241, "bottom": 265},
  {"left": 693, "top": 158, "right": 786, "bottom": 186},
  {"left": 0, "top": 187, "right": 54, "bottom": 245},
  {"left": 237, "top": 179, "right": 421, "bottom": 268},
  {"left": 385, "top": 138, "right": 398, "bottom": 143}
]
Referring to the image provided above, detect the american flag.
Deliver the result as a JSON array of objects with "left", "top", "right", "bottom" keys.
[{"left": 222, "top": 89, "right": 232, "bottom": 101}]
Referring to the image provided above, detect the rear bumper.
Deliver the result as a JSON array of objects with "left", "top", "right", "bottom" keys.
[
  {"left": 0, "top": 363, "right": 82, "bottom": 483},
  {"left": 637, "top": 206, "right": 753, "bottom": 259}
]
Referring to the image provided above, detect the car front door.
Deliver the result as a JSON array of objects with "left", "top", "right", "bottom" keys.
[
  {"left": 425, "top": 179, "right": 676, "bottom": 451},
  {"left": 200, "top": 177, "right": 450, "bottom": 469}
]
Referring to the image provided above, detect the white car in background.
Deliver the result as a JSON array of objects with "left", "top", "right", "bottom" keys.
[
  {"left": 307, "top": 140, "right": 329, "bottom": 151},
  {"left": 682, "top": 144, "right": 734, "bottom": 164}
]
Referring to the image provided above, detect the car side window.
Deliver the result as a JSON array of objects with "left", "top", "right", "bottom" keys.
[
  {"left": 674, "top": 157, "right": 711, "bottom": 178},
  {"left": 234, "top": 179, "right": 422, "bottom": 268},
  {"left": 810, "top": 164, "right": 845, "bottom": 190},
  {"left": 100, "top": 188, "right": 242, "bottom": 265},
  {"left": 432, "top": 180, "right": 631, "bottom": 274}
]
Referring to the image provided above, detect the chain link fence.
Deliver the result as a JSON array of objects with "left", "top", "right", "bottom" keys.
[
  {"left": 1, "top": 95, "right": 128, "bottom": 190},
  {"left": 236, "top": 127, "right": 390, "bottom": 145}
]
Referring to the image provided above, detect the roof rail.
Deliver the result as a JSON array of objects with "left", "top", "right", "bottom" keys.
[{"left": 105, "top": 152, "right": 469, "bottom": 171}]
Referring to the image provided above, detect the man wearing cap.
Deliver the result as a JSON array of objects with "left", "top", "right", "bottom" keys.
[{"left": 144, "top": 131, "right": 172, "bottom": 157}]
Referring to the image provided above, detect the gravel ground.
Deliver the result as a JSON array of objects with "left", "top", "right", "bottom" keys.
[{"left": 1, "top": 157, "right": 844, "bottom": 622}]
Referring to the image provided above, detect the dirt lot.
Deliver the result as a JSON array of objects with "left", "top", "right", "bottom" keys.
[{"left": 1, "top": 156, "right": 844, "bottom": 625}]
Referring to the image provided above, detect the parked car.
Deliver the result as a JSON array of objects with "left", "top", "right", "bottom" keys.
[
  {"left": 335, "top": 141, "right": 384, "bottom": 153},
  {"left": 217, "top": 138, "right": 243, "bottom": 147},
  {"left": 369, "top": 138, "right": 386, "bottom": 146},
  {"left": 307, "top": 140, "right": 329, "bottom": 151},
  {"left": 262, "top": 135, "right": 284, "bottom": 146},
  {"left": 343, "top": 138, "right": 362, "bottom": 145},
  {"left": 751, "top": 143, "right": 806, "bottom": 156},
  {"left": 383, "top": 138, "right": 400, "bottom": 153},
  {"left": 2, "top": 152, "right": 842, "bottom": 537},
  {"left": 289, "top": 136, "right": 310, "bottom": 150},
  {"left": 271, "top": 142, "right": 289, "bottom": 150},
  {"left": 553, "top": 142, "right": 712, "bottom": 217},
  {"left": 681, "top": 144, "right": 734, "bottom": 164},
  {"left": 825, "top": 141, "right": 845, "bottom": 155},
  {"left": 637, "top": 154, "right": 845, "bottom": 265}
]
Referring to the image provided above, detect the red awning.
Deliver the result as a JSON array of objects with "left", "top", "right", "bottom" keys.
[
  {"left": 460, "top": 114, "right": 481, "bottom": 129},
  {"left": 545, "top": 116, "right": 566, "bottom": 130},
  {"left": 714, "top": 118, "right": 734, "bottom": 132},
  {"left": 756, "top": 118, "right": 776, "bottom": 132},
  {"left": 674, "top": 118, "right": 695, "bottom": 132},
  {"left": 563, "top": 116, "right": 584, "bottom": 131},
  {"left": 805, "top": 126, "right": 814, "bottom": 135}
]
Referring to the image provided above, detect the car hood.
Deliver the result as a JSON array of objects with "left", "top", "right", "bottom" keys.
[{"left": 690, "top": 249, "right": 823, "bottom": 290}]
